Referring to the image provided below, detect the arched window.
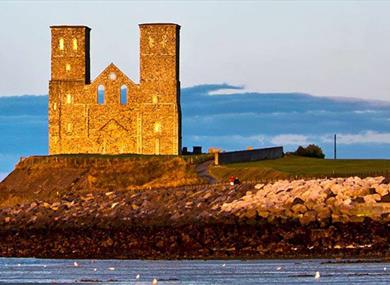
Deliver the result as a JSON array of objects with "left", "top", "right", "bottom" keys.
[
  {"left": 120, "top": 85, "right": 128, "bottom": 105},
  {"left": 59, "top": 38, "right": 64, "bottom": 50},
  {"left": 97, "top": 85, "right": 105, "bottom": 105},
  {"left": 72, "top": 38, "right": 78, "bottom": 50}
]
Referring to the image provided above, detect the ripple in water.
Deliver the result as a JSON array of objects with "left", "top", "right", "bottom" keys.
[{"left": 0, "top": 258, "right": 389, "bottom": 284}]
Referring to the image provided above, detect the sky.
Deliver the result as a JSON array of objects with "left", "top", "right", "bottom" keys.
[{"left": 1, "top": 1, "right": 390, "bottom": 100}]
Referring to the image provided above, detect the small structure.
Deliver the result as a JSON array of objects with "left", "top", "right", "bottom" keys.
[
  {"left": 214, "top": 146, "right": 284, "bottom": 165},
  {"left": 181, "top": 146, "right": 203, "bottom": 155},
  {"left": 192, "top": 146, "right": 202, "bottom": 155}
]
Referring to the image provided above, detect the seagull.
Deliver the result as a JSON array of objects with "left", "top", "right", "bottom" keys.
[
  {"left": 276, "top": 266, "right": 282, "bottom": 271},
  {"left": 17, "top": 264, "right": 21, "bottom": 267},
  {"left": 315, "top": 271, "right": 320, "bottom": 279},
  {"left": 93, "top": 268, "right": 97, "bottom": 272},
  {"left": 136, "top": 274, "right": 140, "bottom": 279},
  {"left": 222, "top": 264, "right": 226, "bottom": 267},
  {"left": 152, "top": 278, "right": 158, "bottom": 285},
  {"left": 108, "top": 267, "right": 115, "bottom": 271},
  {"left": 43, "top": 265, "right": 47, "bottom": 268},
  {"left": 384, "top": 267, "right": 387, "bottom": 271},
  {"left": 73, "top": 261, "right": 79, "bottom": 267}
]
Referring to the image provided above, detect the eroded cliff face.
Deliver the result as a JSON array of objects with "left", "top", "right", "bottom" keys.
[
  {"left": 0, "top": 155, "right": 203, "bottom": 208},
  {"left": 0, "top": 168, "right": 390, "bottom": 259}
]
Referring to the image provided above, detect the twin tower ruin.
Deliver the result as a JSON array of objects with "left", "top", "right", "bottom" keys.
[{"left": 49, "top": 24, "right": 181, "bottom": 155}]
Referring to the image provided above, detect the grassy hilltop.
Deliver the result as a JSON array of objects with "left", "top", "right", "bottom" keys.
[
  {"left": 210, "top": 155, "right": 390, "bottom": 182},
  {"left": 0, "top": 155, "right": 210, "bottom": 208}
]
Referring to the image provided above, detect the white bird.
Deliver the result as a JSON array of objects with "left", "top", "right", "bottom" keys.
[
  {"left": 73, "top": 261, "right": 79, "bottom": 267},
  {"left": 276, "top": 266, "right": 282, "bottom": 271},
  {"left": 43, "top": 265, "right": 47, "bottom": 268},
  {"left": 315, "top": 271, "right": 320, "bottom": 279},
  {"left": 17, "top": 264, "right": 21, "bottom": 267},
  {"left": 136, "top": 274, "right": 140, "bottom": 279},
  {"left": 93, "top": 268, "right": 97, "bottom": 272},
  {"left": 384, "top": 267, "right": 387, "bottom": 271},
  {"left": 108, "top": 267, "right": 115, "bottom": 271},
  {"left": 152, "top": 278, "right": 158, "bottom": 285},
  {"left": 222, "top": 264, "right": 226, "bottom": 267}
]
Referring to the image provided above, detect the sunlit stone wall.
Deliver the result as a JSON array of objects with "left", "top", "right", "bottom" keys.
[{"left": 49, "top": 24, "right": 181, "bottom": 155}]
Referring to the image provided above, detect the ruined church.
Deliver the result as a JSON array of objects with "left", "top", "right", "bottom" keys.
[{"left": 49, "top": 23, "right": 181, "bottom": 155}]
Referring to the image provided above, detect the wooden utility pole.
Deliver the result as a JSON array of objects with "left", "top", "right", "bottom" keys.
[{"left": 334, "top": 134, "right": 337, "bottom": 160}]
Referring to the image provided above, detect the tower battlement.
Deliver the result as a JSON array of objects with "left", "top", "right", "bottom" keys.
[{"left": 48, "top": 24, "right": 181, "bottom": 155}]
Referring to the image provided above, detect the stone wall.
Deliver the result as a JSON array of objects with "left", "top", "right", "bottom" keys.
[
  {"left": 49, "top": 24, "right": 181, "bottom": 155},
  {"left": 215, "top": 146, "right": 284, "bottom": 165}
]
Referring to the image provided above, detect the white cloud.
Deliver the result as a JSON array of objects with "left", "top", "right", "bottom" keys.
[
  {"left": 270, "top": 134, "right": 310, "bottom": 146},
  {"left": 353, "top": 110, "right": 380, "bottom": 114},
  {"left": 321, "top": 131, "right": 390, "bottom": 145},
  {"left": 208, "top": 88, "right": 248, "bottom": 96}
]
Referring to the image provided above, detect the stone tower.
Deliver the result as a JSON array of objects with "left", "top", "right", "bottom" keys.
[
  {"left": 139, "top": 24, "right": 181, "bottom": 155},
  {"left": 48, "top": 24, "right": 181, "bottom": 155}
]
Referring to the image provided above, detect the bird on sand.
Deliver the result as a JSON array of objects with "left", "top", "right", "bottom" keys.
[{"left": 315, "top": 271, "right": 320, "bottom": 279}]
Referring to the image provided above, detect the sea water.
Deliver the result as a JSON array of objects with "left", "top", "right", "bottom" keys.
[{"left": 0, "top": 258, "right": 389, "bottom": 284}]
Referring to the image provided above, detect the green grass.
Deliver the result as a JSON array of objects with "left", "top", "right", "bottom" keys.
[{"left": 210, "top": 155, "right": 390, "bottom": 182}]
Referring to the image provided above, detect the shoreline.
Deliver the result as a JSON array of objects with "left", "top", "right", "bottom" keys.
[{"left": 1, "top": 157, "right": 390, "bottom": 259}]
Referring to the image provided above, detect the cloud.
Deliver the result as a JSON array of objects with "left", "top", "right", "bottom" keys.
[
  {"left": 321, "top": 131, "right": 390, "bottom": 145},
  {"left": 353, "top": 110, "right": 380, "bottom": 114},
  {"left": 208, "top": 86, "right": 248, "bottom": 96},
  {"left": 270, "top": 134, "right": 310, "bottom": 146}
]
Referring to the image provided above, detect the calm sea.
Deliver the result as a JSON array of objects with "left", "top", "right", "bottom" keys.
[{"left": 0, "top": 258, "right": 389, "bottom": 284}]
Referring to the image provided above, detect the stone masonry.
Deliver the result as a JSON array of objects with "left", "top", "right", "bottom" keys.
[{"left": 49, "top": 24, "right": 181, "bottom": 155}]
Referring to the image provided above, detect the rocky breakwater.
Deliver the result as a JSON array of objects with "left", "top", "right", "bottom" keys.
[
  {"left": 222, "top": 176, "right": 390, "bottom": 224},
  {"left": 220, "top": 176, "right": 390, "bottom": 257},
  {"left": 0, "top": 176, "right": 390, "bottom": 259}
]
